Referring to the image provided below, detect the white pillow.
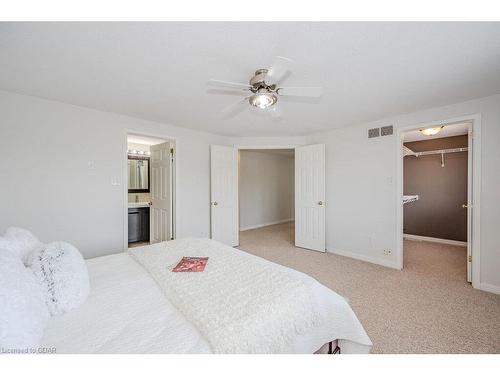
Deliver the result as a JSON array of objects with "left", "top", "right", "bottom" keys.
[
  {"left": 0, "top": 227, "right": 42, "bottom": 264},
  {"left": 0, "top": 249, "right": 49, "bottom": 350},
  {"left": 27, "top": 241, "right": 90, "bottom": 316}
]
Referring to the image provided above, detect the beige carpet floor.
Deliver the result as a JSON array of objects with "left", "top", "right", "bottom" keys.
[{"left": 238, "top": 222, "right": 500, "bottom": 353}]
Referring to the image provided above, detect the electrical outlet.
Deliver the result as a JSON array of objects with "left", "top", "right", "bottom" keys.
[{"left": 383, "top": 249, "right": 392, "bottom": 256}]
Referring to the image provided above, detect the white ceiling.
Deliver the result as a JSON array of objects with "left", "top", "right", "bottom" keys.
[
  {"left": 1, "top": 22, "right": 500, "bottom": 137},
  {"left": 403, "top": 122, "right": 470, "bottom": 142}
]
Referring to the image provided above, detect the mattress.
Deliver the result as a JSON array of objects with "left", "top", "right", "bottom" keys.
[{"left": 41, "top": 249, "right": 371, "bottom": 354}]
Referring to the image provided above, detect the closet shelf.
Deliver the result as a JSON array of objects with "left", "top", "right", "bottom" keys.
[
  {"left": 403, "top": 195, "right": 419, "bottom": 204},
  {"left": 403, "top": 146, "right": 468, "bottom": 158}
]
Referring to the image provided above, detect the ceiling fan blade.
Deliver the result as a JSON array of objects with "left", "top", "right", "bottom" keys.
[
  {"left": 207, "top": 79, "right": 251, "bottom": 91},
  {"left": 249, "top": 104, "right": 283, "bottom": 120},
  {"left": 207, "top": 88, "right": 250, "bottom": 96},
  {"left": 221, "top": 96, "right": 250, "bottom": 119},
  {"left": 265, "top": 56, "right": 293, "bottom": 85},
  {"left": 277, "top": 86, "right": 323, "bottom": 98}
]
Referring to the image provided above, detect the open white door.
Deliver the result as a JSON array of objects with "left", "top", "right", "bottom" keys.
[
  {"left": 466, "top": 126, "right": 473, "bottom": 282},
  {"left": 295, "top": 144, "right": 326, "bottom": 252},
  {"left": 150, "top": 141, "right": 172, "bottom": 243},
  {"left": 210, "top": 145, "right": 239, "bottom": 247}
]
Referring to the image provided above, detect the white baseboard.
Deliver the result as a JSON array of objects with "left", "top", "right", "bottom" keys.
[
  {"left": 239, "top": 218, "right": 294, "bottom": 232},
  {"left": 480, "top": 283, "right": 500, "bottom": 295},
  {"left": 403, "top": 234, "right": 467, "bottom": 247},
  {"left": 326, "top": 247, "right": 400, "bottom": 270}
]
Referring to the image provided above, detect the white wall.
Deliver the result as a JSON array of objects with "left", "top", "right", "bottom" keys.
[
  {"left": 1, "top": 89, "right": 499, "bottom": 293},
  {"left": 228, "top": 135, "right": 308, "bottom": 148},
  {"left": 307, "top": 94, "right": 500, "bottom": 292},
  {"left": 239, "top": 151, "right": 294, "bottom": 230},
  {"left": 0, "top": 91, "right": 227, "bottom": 259}
]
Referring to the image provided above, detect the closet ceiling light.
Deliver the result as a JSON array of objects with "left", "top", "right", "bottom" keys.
[{"left": 420, "top": 126, "right": 444, "bottom": 136}]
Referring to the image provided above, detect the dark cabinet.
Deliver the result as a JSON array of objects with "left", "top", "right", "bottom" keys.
[{"left": 128, "top": 207, "right": 150, "bottom": 243}]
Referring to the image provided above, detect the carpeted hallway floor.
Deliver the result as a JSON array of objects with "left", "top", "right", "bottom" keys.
[{"left": 238, "top": 222, "right": 500, "bottom": 353}]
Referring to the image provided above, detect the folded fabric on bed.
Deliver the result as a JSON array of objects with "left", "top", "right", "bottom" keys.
[{"left": 129, "top": 238, "right": 371, "bottom": 354}]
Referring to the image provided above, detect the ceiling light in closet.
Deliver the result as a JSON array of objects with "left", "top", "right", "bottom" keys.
[{"left": 420, "top": 126, "right": 444, "bottom": 136}]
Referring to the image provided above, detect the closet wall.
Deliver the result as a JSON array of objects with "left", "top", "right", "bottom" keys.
[
  {"left": 403, "top": 135, "right": 468, "bottom": 242},
  {"left": 239, "top": 150, "right": 294, "bottom": 231}
]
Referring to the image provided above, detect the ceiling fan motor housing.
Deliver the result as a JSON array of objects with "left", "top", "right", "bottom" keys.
[{"left": 249, "top": 69, "right": 276, "bottom": 92}]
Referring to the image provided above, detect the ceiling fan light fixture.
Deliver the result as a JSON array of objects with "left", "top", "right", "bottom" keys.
[
  {"left": 420, "top": 126, "right": 444, "bottom": 136},
  {"left": 249, "top": 90, "right": 277, "bottom": 109}
]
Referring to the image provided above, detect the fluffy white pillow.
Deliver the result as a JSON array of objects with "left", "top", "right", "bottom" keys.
[
  {"left": 0, "top": 227, "right": 42, "bottom": 264},
  {"left": 0, "top": 249, "right": 49, "bottom": 350},
  {"left": 27, "top": 241, "right": 90, "bottom": 316}
]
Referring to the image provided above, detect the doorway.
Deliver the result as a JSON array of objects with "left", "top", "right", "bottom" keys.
[
  {"left": 238, "top": 149, "right": 295, "bottom": 247},
  {"left": 124, "top": 132, "right": 176, "bottom": 249},
  {"left": 210, "top": 144, "right": 326, "bottom": 253},
  {"left": 396, "top": 116, "right": 481, "bottom": 287}
]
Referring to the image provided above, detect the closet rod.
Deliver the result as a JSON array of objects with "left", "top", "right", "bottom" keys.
[{"left": 415, "top": 147, "right": 468, "bottom": 157}]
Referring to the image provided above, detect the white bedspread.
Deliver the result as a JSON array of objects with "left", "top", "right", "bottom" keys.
[
  {"left": 41, "top": 239, "right": 372, "bottom": 354},
  {"left": 129, "top": 238, "right": 372, "bottom": 354}
]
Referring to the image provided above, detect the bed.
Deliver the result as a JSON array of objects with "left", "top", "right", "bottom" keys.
[{"left": 40, "top": 238, "right": 372, "bottom": 354}]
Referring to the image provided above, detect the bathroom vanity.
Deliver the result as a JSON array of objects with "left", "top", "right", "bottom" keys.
[{"left": 128, "top": 204, "right": 150, "bottom": 244}]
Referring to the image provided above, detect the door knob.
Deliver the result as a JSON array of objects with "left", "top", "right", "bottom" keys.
[
  {"left": 212, "top": 201, "right": 218, "bottom": 206},
  {"left": 462, "top": 204, "right": 469, "bottom": 209},
  {"left": 318, "top": 201, "right": 324, "bottom": 206}
]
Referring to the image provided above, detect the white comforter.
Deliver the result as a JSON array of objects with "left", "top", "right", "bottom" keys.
[
  {"left": 41, "top": 239, "right": 372, "bottom": 354},
  {"left": 130, "top": 238, "right": 372, "bottom": 354}
]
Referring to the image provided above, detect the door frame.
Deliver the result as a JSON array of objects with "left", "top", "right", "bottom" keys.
[
  {"left": 123, "top": 129, "right": 178, "bottom": 251},
  {"left": 395, "top": 114, "right": 482, "bottom": 289}
]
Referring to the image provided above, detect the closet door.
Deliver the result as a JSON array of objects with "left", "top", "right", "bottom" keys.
[
  {"left": 295, "top": 144, "right": 326, "bottom": 252},
  {"left": 466, "top": 127, "right": 473, "bottom": 283},
  {"left": 210, "top": 145, "right": 239, "bottom": 247}
]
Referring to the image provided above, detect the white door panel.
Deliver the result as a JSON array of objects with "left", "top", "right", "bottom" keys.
[
  {"left": 150, "top": 142, "right": 171, "bottom": 243},
  {"left": 295, "top": 144, "right": 326, "bottom": 252},
  {"left": 210, "top": 145, "right": 239, "bottom": 247}
]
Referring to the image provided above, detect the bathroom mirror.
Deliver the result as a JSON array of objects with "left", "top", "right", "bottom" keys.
[{"left": 128, "top": 156, "right": 150, "bottom": 192}]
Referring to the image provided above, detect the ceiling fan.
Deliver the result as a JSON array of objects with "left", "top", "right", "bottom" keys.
[{"left": 207, "top": 57, "right": 323, "bottom": 119}]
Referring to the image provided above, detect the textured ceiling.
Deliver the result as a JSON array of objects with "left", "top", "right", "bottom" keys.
[{"left": 1, "top": 22, "right": 500, "bottom": 136}]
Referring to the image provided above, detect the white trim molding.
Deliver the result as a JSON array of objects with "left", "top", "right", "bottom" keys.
[
  {"left": 480, "top": 283, "right": 500, "bottom": 295},
  {"left": 240, "top": 219, "right": 294, "bottom": 232},
  {"left": 235, "top": 144, "right": 297, "bottom": 150},
  {"left": 403, "top": 234, "right": 467, "bottom": 247},
  {"left": 327, "top": 247, "right": 399, "bottom": 270}
]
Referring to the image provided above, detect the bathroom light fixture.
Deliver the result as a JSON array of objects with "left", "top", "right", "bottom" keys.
[
  {"left": 128, "top": 149, "right": 150, "bottom": 157},
  {"left": 420, "top": 126, "right": 444, "bottom": 136},
  {"left": 249, "top": 89, "right": 277, "bottom": 109}
]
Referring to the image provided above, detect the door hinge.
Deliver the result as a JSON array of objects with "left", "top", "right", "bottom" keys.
[
  {"left": 468, "top": 255, "right": 472, "bottom": 262},
  {"left": 170, "top": 148, "right": 174, "bottom": 155}
]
